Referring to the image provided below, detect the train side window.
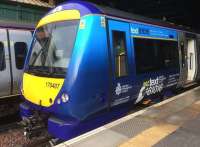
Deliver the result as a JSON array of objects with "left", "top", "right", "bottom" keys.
[
  {"left": 112, "top": 31, "right": 128, "bottom": 77},
  {"left": 0, "top": 42, "right": 6, "bottom": 71},
  {"left": 134, "top": 38, "right": 159, "bottom": 74},
  {"left": 134, "top": 38, "right": 179, "bottom": 74},
  {"left": 14, "top": 42, "right": 28, "bottom": 70},
  {"left": 161, "top": 41, "right": 179, "bottom": 69}
]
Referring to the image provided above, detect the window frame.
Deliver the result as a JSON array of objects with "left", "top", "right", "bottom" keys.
[
  {"left": 14, "top": 42, "right": 28, "bottom": 70},
  {"left": 133, "top": 37, "right": 179, "bottom": 75},
  {"left": 112, "top": 30, "right": 129, "bottom": 78},
  {"left": 0, "top": 42, "right": 6, "bottom": 71}
]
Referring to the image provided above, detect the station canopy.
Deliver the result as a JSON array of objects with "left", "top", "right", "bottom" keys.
[{"left": 10, "top": 0, "right": 55, "bottom": 8}]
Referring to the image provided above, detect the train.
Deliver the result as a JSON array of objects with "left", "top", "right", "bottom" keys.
[
  {"left": 0, "top": 22, "right": 33, "bottom": 116},
  {"left": 20, "top": 1, "right": 200, "bottom": 141}
]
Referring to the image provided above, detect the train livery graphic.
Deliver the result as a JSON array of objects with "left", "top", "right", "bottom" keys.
[{"left": 20, "top": 1, "right": 200, "bottom": 141}]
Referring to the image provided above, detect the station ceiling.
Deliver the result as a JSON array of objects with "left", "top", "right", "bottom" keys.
[{"left": 56, "top": 0, "right": 200, "bottom": 31}]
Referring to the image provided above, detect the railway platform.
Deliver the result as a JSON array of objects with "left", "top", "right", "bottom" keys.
[{"left": 56, "top": 86, "right": 200, "bottom": 147}]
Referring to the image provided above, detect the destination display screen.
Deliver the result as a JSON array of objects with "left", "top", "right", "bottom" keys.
[{"left": 131, "top": 23, "right": 178, "bottom": 40}]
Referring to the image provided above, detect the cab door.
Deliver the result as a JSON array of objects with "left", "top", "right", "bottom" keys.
[
  {"left": 0, "top": 29, "right": 11, "bottom": 97},
  {"left": 8, "top": 29, "right": 32, "bottom": 95},
  {"left": 108, "top": 20, "right": 133, "bottom": 107}
]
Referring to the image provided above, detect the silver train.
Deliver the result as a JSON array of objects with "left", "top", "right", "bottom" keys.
[{"left": 0, "top": 23, "right": 33, "bottom": 102}]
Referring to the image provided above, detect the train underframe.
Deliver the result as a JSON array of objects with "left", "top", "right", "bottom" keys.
[
  {"left": 19, "top": 87, "right": 181, "bottom": 142},
  {"left": 20, "top": 100, "right": 134, "bottom": 141}
]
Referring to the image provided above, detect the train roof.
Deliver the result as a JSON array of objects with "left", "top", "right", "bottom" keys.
[{"left": 52, "top": 1, "right": 197, "bottom": 34}]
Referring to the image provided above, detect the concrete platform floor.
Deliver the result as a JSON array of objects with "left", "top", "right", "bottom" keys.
[{"left": 56, "top": 86, "right": 200, "bottom": 147}]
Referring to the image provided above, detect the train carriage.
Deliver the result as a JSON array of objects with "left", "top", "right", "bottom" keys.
[
  {"left": 0, "top": 23, "right": 33, "bottom": 99},
  {"left": 20, "top": 1, "right": 200, "bottom": 141}
]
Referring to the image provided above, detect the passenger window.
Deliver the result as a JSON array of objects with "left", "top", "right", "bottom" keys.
[
  {"left": 14, "top": 42, "right": 28, "bottom": 70},
  {"left": 134, "top": 38, "right": 179, "bottom": 74},
  {"left": 112, "top": 31, "right": 128, "bottom": 77},
  {"left": 180, "top": 42, "right": 185, "bottom": 67},
  {"left": 0, "top": 42, "right": 6, "bottom": 71}
]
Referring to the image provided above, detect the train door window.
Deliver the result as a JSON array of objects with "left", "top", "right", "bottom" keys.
[
  {"left": 0, "top": 42, "right": 5, "bottom": 71},
  {"left": 180, "top": 42, "right": 185, "bottom": 67},
  {"left": 189, "top": 53, "right": 193, "bottom": 69},
  {"left": 14, "top": 42, "right": 28, "bottom": 70},
  {"left": 112, "top": 31, "right": 128, "bottom": 77}
]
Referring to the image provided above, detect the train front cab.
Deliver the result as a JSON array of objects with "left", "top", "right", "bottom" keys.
[{"left": 20, "top": 8, "right": 111, "bottom": 140}]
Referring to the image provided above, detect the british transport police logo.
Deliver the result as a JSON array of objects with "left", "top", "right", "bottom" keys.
[
  {"left": 115, "top": 83, "right": 122, "bottom": 95},
  {"left": 115, "top": 83, "right": 133, "bottom": 95}
]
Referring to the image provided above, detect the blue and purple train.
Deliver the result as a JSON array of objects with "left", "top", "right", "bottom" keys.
[{"left": 20, "top": 0, "right": 200, "bottom": 141}]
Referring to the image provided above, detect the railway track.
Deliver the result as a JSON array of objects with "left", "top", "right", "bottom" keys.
[
  {"left": 0, "top": 124, "right": 52, "bottom": 147},
  {"left": 25, "top": 136, "right": 53, "bottom": 147},
  {"left": 0, "top": 122, "right": 21, "bottom": 134},
  {"left": 0, "top": 111, "right": 21, "bottom": 132}
]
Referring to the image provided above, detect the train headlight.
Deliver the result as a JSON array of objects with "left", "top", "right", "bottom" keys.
[
  {"left": 61, "top": 94, "right": 69, "bottom": 103},
  {"left": 57, "top": 99, "right": 61, "bottom": 105}
]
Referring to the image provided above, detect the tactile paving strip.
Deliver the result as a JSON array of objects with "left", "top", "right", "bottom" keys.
[
  {"left": 109, "top": 116, "right": 155, "bottom": 138},
  {"left": 153, "top": 129, "right": 200, "bottom": 147}
]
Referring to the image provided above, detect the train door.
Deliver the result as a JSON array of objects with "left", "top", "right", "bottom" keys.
[
  {"left": 186, "top": 38, "right": 197, "bottom": 82},
  {"left": 8, "top": 29, "right": 32, "bottom": 95},
  {"left": 0, "top": 29, "right": 11, "bottom": 97},
  {"left": 177, "top": 32, "right": 187, "bottom": 88},
  {"left": 195, "top": 36, "right": 200, "bottom": 81},
  {"left": 108, "top": 20, "right": 133, "bottom": 107}
]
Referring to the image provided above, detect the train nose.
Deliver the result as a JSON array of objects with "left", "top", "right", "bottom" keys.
[
  {"left": 38, "top": 98, "right": 53, "bottom": 106},
  {"left": 22, "top": 73, "right": 65, "bottom": 107}
]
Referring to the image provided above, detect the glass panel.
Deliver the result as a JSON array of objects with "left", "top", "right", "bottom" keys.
[
  {"left": 180, "top": 42, "right": 185, "bottom": 67},
  {"left": 134, "top": 38, "right": 179, "bottom": 74},
  {"left": 112, "top": 31, "right": 128, "bottom": 77},
  {"left": 190, "top": 53, "right": 193, "bottom": 70},
  {"left": 14, "top": 42, "right": 28, "bottom": 70},
  {"left": 27, "top": 20, "right": 79, "bottom": 77},
  {"left": 0, "top": 42, "right": 5, "bottom": 71}
]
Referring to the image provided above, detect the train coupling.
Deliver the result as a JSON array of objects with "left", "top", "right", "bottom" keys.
[{"left": 20, "top": 114, "right": 48, "bottom": 139}]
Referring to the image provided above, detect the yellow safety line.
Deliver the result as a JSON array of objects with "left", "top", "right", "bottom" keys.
[
  {"left": 119, "top": 124, "right": 178, "bottom": 147},
  {"left": 119, "top": 101, "right": 200, "bottom": 147}
]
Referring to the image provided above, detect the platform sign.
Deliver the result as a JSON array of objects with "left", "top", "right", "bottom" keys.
[{"left": 130, "top": 23, "right": 178, "bottom": 40}]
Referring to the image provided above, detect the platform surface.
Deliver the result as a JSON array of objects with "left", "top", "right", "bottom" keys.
[{"left": 56, "top": 86, "right": 200, "bottom": 147}]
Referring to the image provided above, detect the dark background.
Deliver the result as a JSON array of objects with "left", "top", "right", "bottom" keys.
[{"left": 55, "top": 0, "right": 200, "bottom": 31}]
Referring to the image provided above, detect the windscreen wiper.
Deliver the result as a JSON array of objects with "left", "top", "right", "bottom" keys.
[
  {"left": 30, "top": 40, "right": 50, "bottom": 66},
  {"left": 31, "top": 25, "right": 54, "bottom": 66}
]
